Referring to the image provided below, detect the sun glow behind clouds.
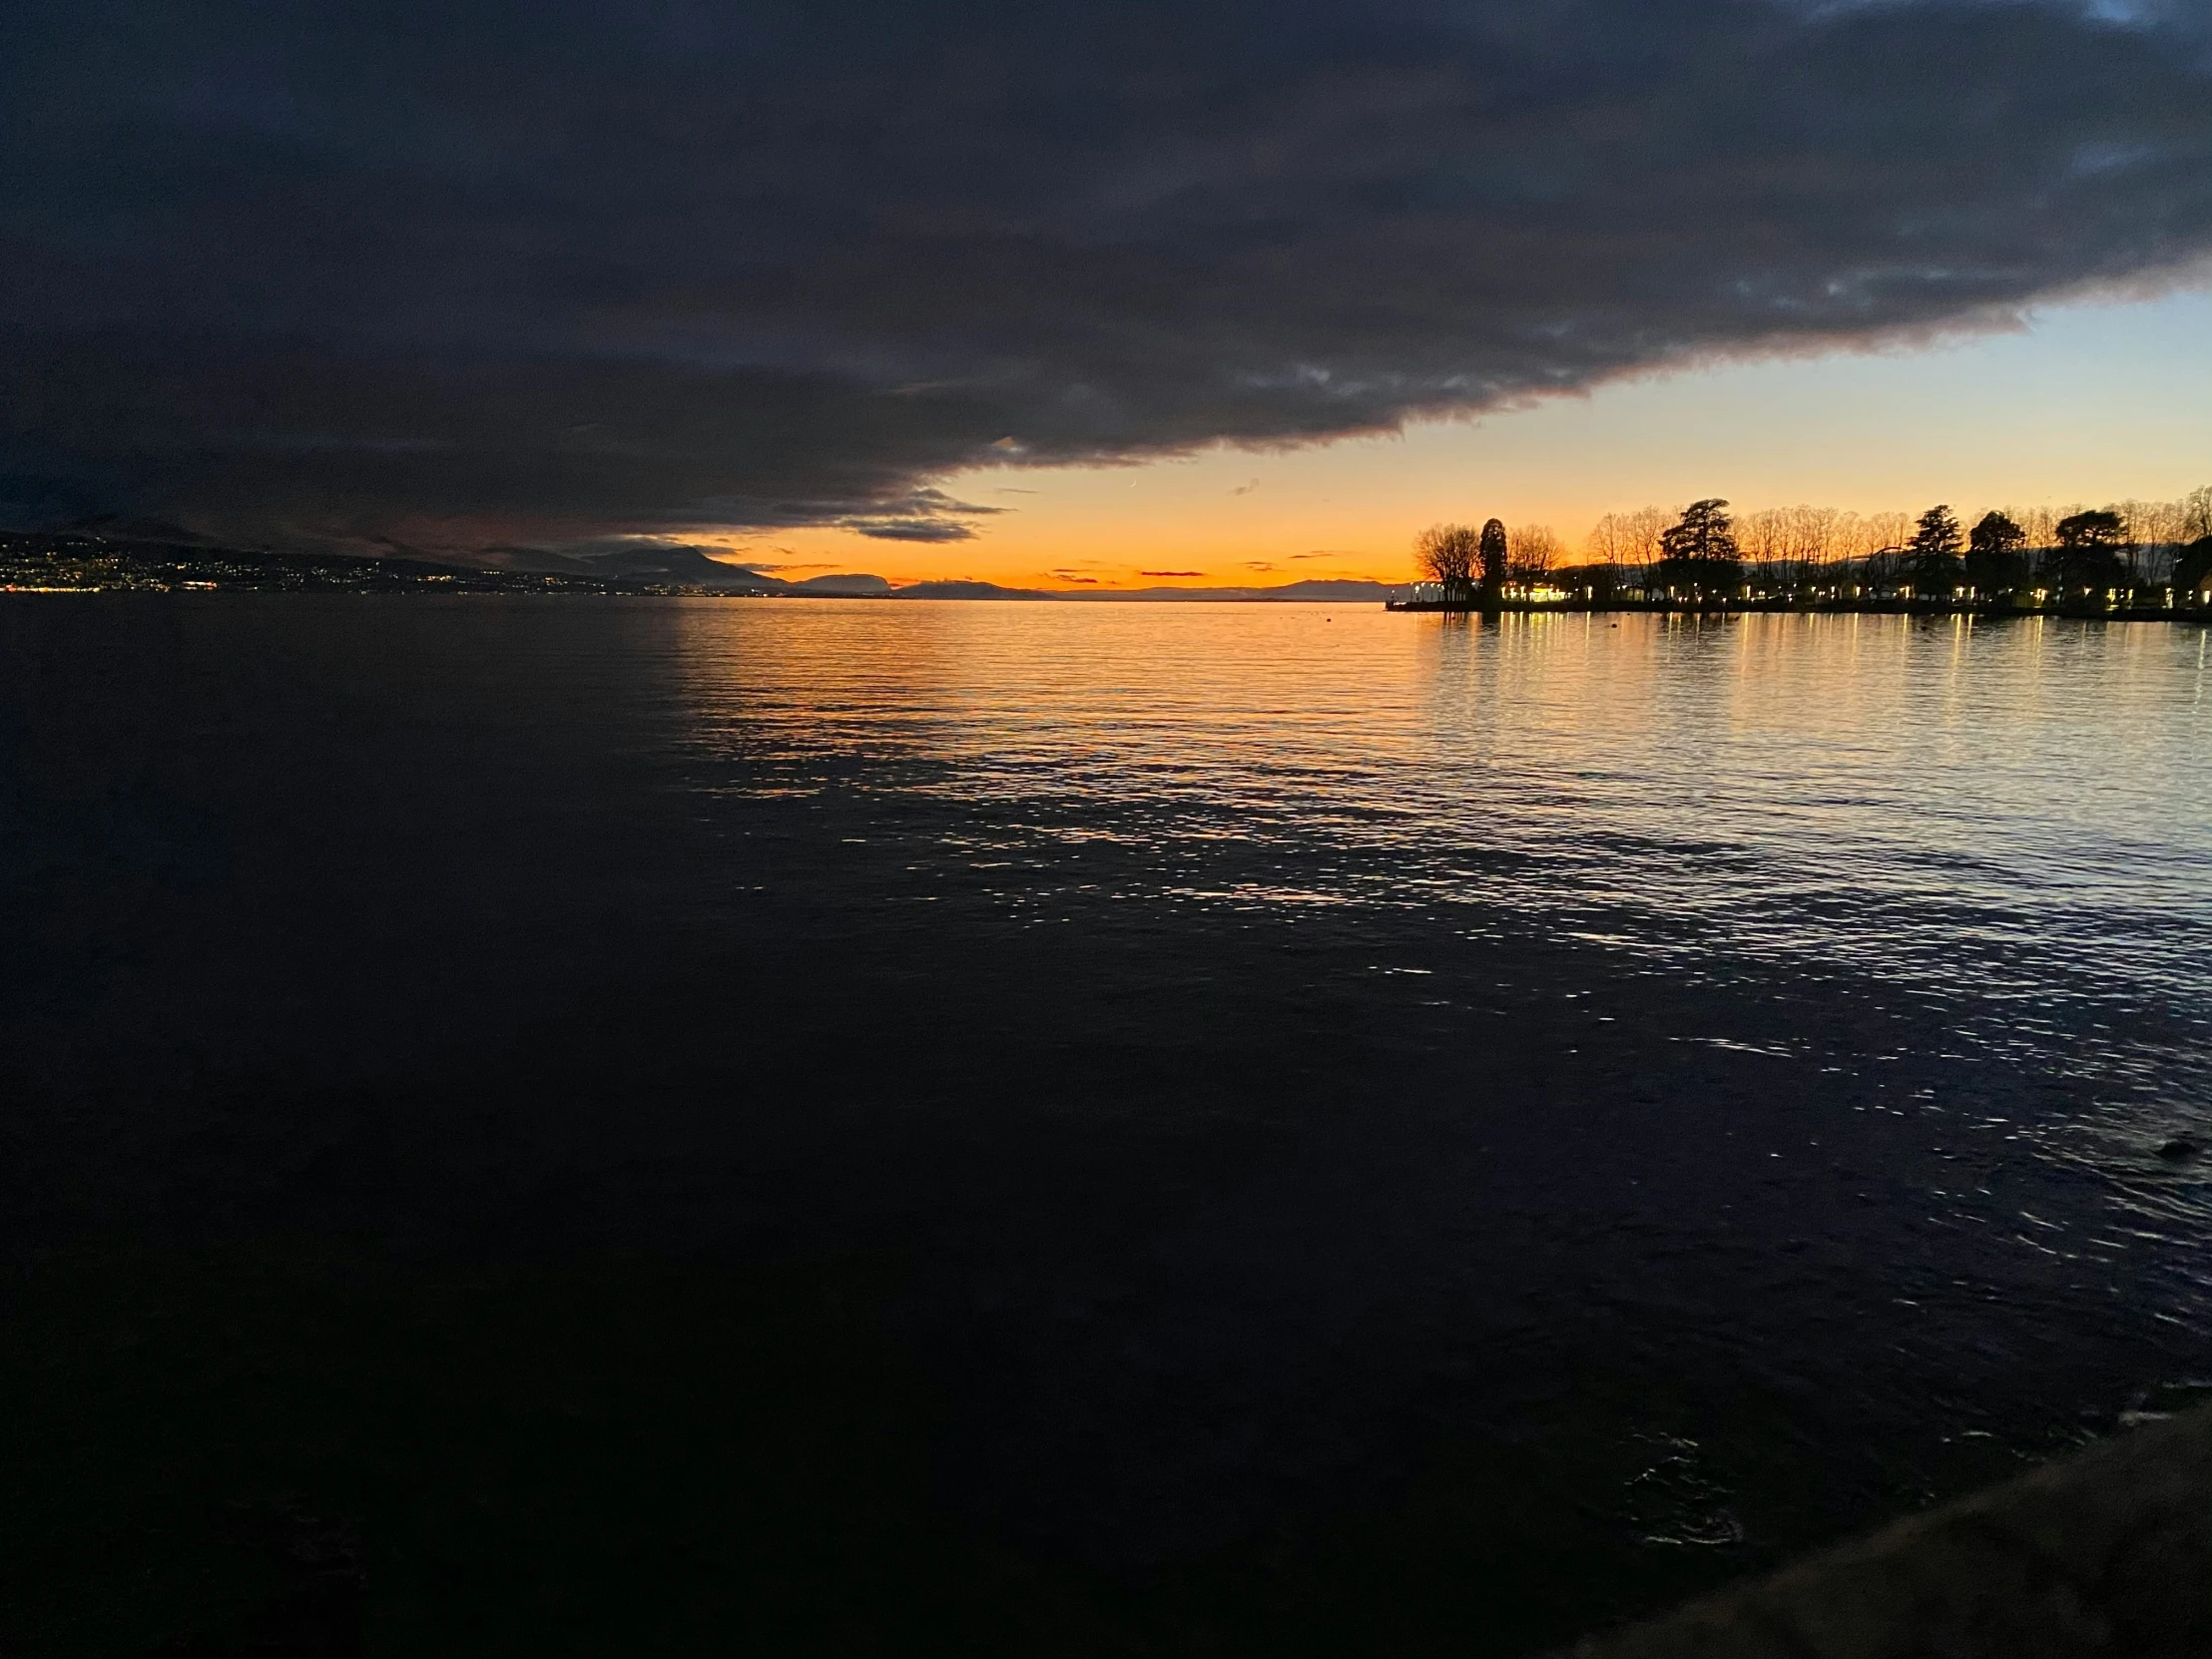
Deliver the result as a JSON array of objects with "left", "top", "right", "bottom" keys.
[{"left": 736, "top": 288, "right": 2212, "bottom": 590}]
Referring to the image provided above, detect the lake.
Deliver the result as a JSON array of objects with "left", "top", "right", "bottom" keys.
[{"left": 4, "top": 597, "right": 2209, "bottom": 1653}]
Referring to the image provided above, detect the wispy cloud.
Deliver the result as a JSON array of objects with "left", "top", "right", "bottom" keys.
[{"left": 850, "top": 519, "right": 976, "bottom": 542}]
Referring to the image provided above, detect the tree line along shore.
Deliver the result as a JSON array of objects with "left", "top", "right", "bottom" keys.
[{"left": 1397, "top": 488, "right": 2212, "bottom": 614}]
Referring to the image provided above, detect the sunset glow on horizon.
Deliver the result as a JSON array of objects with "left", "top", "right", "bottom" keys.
[{"left": 702, "top": 285, "right": 2212, "bottom": 591}]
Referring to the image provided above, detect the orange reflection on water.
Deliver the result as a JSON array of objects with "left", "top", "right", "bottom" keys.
[{"left": 664, "top": 602, "right": 2211, "bottom": 998}]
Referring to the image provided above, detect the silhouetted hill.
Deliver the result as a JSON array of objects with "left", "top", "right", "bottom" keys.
[
  {"left": 65, "top": 514, "right": 221, "bottom": 547},
  {"left": 471, "top": 548, "right": 891, "bottom": 595},
  {"left": 888, "top": 579, "right": 1401, "bottom": 601},
  {"left": 470, "top": 545, "right": 602, "bottom": 576},
  {"left": 1058, "top": 580, "right": 1402, "bottom": 602},
  {"left": 1257, "top": 579, "right": 1399, "bottom": 601},
  {"left": 573, "top": 546, "right": 786, "bottom": 588},
  {"left": 891, "top": 580, "right": 1056, "bottom": 600}
]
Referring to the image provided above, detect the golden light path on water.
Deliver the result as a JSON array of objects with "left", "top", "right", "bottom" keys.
[
  {"left": 668, "top": 603, "right": 2212, "bottom": 999},
  {"left": 660, "top": 599, "right": 2212, "bottom": 1260}
]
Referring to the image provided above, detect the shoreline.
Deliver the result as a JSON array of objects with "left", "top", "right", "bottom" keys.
[{"left": 1387, "top": 597, "right": 2211, "bottom": 622}]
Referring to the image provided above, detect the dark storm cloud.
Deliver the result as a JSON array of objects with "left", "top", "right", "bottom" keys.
[
  {"left": 850, "top": 519, "right": 980, "bottom": 543},
  {"left": 4, "top": 0, "right": 2209, "bottom": 550}
]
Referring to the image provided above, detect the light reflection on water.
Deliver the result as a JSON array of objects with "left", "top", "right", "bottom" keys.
[
  {"left": 668, "top": 600, "right": 2212, "bottom": 1249},
  {"left": 670, "top": 602, "right": 2212, "bottom": 996}
]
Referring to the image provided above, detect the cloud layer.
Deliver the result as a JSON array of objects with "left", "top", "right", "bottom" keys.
[{"left": 4, "top": 0, "right": 2209, "bottom": 550}]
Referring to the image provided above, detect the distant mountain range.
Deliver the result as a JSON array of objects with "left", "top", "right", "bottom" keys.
[
  {"left": 1066, "top": 579, "right": 1398, "bottom": 602},
  {"left": 23, "top": 522, "right": 1402, "bottom": 602},
  {"left": 834, "top": 577, "right": 1402, "bottom": 603},
  {"left": 483, "top": 546, "right": 1398, "bottom": 601},
  {"left": 472, "top": 543, "right": 894, "bottom": 594}
]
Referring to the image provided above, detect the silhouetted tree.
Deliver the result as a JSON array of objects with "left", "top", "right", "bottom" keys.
[
  {"left": 1660, "top": 498, "right": 1737, "bottom": 561},
  {"left": 1742, "top": 507, "right": 1789, "bottom": 585},
  {"left": 1853, "top": 511, "right": 1913, "bottom": 588},
  {"left": 1788, "top": 504, "right": 1842, "bottom": 583},
  {"left": 2175, "top": 535, "right": 2212, "bottom": 601},
  {"left": 1965, "top": 510, "right": 2027, "bottom": 593},
  {"left": 1906, "top": 504, "right": 1963, "bottom": 594},
  {"left": 1620, "top": 506, "right": 1670, "bottom": 572},
  {"left": 2183, "top": 486, "right": 2212, "bottom": 545},
  {"left": 1583, "top": 514, "right": 1628, "bottom": 568},
  {"left": 1478, "top": 518, "right": 1508, "bottom": 602},
  {"left": 1414, "top": 523, "right": 1479, "bottom": 604},
  {"left": 1506, "top": 523, "right": 1560, "bottom": 589},
  {"left": 2053, "top": 509, "right": 2129, "bottom": 592},
  {"left": 1652, "top": 498, "right": 1743, "bottom": 598}
]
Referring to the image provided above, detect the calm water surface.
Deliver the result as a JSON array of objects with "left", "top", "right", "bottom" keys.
[{"left": 5, "top": 596, "right": 2209, "bottom": 1651}]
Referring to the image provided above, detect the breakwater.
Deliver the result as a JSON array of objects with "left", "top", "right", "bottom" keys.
[{"left": 1387, "top": 598, "right": 2209, "bottom": 621}]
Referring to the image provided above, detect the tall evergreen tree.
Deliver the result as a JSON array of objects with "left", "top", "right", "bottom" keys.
[
  {"left": 1477, "top": 518, "right": 1509, "bottom": 599},
  {"left": 1968, "top": 511, "right": 2023, "bottom": 558},
  {"left": 1660, "top": 498, "right": 1737, "bottom": 562},
  {"left": 1652, "top": 499, "right": 1743, "bottom": 597},
  {"left": 1965, "top": 511, "right": 2026, "bottom": 593},
  {"left": 1906, "top": 504, "right": 1963, "bottom": 593},
  {"left": 2053, "top": 509, "right": 2130, "bottom": 591}
]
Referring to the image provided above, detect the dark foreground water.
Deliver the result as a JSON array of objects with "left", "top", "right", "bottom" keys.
[{"left": 4, "top": 597, "right": 2209, "bottom": 1655}]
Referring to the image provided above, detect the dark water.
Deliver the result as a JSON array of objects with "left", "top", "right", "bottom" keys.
[{"left": 4, "top": 596, "right": 2209, "bottom": 1654}]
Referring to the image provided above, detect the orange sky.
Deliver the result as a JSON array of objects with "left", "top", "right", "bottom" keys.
[{"left": 701, "top": 288, "right": 2212, "bottom": 590}]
